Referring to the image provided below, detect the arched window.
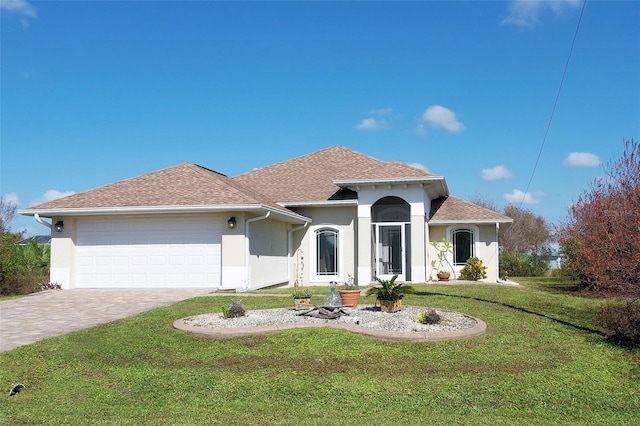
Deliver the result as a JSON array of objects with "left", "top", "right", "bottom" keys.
[
  {"left": 453, "top": 228, "right": 474, "bottom": 265},
  {"left": 316, "top": 228, "right": 338, "bottom": 275}
]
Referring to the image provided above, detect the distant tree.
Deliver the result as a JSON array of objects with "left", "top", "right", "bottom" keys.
[
  {"left": 0, "top": 196, "right": 17, "bottom": 234},
  {"left": 501, "top": 205, "right": 551, "bottom": 257},
  {"left": 557, "top": 139, "right": 640, "bottom": 295},
  {"left": 470, "top": 195, "right": 552, "bottom": 277},
  {"left": 469, "top": 195, "right": 500, "bottom": 213}
]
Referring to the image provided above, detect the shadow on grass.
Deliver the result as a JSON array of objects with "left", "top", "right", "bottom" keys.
[{"left": 416, "top": 290, "right": 605, "bottom": 336}]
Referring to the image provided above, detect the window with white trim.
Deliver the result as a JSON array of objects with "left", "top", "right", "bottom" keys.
[
  {"left": 316, "top": 228, "right": 338, "bottom": 276},
  {"left": 453, "top": 228, "right": 474, "bottom": 265}
]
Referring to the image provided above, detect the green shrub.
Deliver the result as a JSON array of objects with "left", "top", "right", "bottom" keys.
[
  {"left": 223, "top": 300, "right": 246, "bottom": 318},
  {"left": 595, "top": 299, "right": 640, "bottom": 347},
  {"left": 417, "top": 309, "right": 441, "bottom": 324},
  {"left": 499, "top": 249, "right": 550, "bottom": 278},
  {"left": 460, "top": 257, "right": 487, "bottom": 281},
  {"left": 1, "top": 233, "right": 51, "bottom": 296}
]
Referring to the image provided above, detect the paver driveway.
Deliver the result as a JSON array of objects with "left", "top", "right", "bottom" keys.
[{"left": 0, "top": 289, "right": 212, "bottom": 352}]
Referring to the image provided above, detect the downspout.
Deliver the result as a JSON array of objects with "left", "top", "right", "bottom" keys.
[
  {"left": 34, "top": 213, "right": 53, "bottom": 230},
  {"left": 242, "top": 211, "right": 271, "bottom": 291},
  {"left": 287, "top": 222, "right": 309, "bottom": 285}
]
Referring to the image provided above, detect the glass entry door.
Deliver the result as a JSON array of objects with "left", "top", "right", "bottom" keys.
[{"left": 375, "top": 224, "right": 405, "bottom": 281}]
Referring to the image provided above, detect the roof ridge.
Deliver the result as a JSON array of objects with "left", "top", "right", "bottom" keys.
[{"left": 233, "top": 145, "right": 374, "bottom": 178}]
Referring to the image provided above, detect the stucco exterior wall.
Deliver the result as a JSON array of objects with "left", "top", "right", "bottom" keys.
[
  {"left": 246, "top": 217, "right": 290, "bottom": 289},
  {"left": 49, "top": 216, "right": 76, "bottom": 289},
  {"left": 221, "top": 213, "right": 246, "bottom": 289},
  {"left": 427, "top": 223, "right": 500, "bottom": 282},
  {"left": 289, "top": 206, "right": 356, "bottom": 287},
  {"left": 357, "top": 185, "right": 428, "bottom": 284}
]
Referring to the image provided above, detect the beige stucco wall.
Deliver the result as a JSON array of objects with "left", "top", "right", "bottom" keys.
[
  {"left": 220, "top": 213, "right": 247, "bottom": 289},
  {"left": 427, "top": 224, "right": 499, "bottom": 282},
  {"left": 289, "top": 206, "right": 356, "bottom": 287},
  {"left": 246, "top": 216, "right": 290, "bottom": 289}
]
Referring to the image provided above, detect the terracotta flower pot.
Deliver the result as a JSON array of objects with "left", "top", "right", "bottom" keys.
[
  {"left": 437, "top": 272, "right": 451, "bottom": 281},
  {"left": 338, "top": 289, "right": 361, "bottom": 308}
]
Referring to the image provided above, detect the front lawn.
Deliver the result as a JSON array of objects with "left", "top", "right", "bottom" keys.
[{"left": 1, "top": 278, "right": 638, "bottom": 425}]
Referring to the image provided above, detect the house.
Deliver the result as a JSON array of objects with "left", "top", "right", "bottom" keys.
[
  {"left": 20, "top": 146, "right": 512, "bottom": 290},
  {"left": 18, "top": 235, "right": 52, "bottom": 245}
]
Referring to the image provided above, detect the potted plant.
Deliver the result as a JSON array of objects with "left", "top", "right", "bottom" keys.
[
  {"left": 365, "top": 275, "right": 414, "bottom": 313},
  {"left": 430, "top": 238, "right": 455, "bottom": 281},
  {"left": 292, "top": 289, "right": 311, "bottom": 311},
  {"left": 338, "top": 274, "right": 361, "bottom": 308}
]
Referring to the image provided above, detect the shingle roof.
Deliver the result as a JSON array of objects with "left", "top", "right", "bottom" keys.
[
  {"left": 429, "top": 196, "right": 512, "bottom": 222},
  {"left": 23, "top": 146, "right": 509, "bottom": 224},
  {"left": 233, "top": 145, "right": 437, "bottom": 203},
  {"left": 26, "top": 163, "right": 292, "bottom": 215}
]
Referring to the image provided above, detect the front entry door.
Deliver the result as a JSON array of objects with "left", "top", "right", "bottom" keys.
[{"left": 375, "top": 224, "right": 405, "bottom": 281}]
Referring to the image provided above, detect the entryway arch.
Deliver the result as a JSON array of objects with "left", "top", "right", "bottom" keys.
[{"left": 372, "top": 197, "right": 411, "bottom": 281}]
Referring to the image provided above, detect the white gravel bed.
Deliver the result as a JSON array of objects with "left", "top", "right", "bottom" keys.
[{"left": 184, "top": 305, "right": 477, "bottom": 333}]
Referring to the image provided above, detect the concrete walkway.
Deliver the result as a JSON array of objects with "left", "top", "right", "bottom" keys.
[{"left": 0, "top": 289, "right": 212, "bottom": 353}]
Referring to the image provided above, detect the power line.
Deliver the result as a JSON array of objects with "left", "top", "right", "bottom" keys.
[{"left": 519, "top": 0, "right": 588, "bottom": 209}]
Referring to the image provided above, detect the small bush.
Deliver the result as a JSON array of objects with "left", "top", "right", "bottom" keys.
[
  {"left": 418, "top": 309, "right": 441, "bottom": 325},
  {"left": 595, "top": 299, "right": 640, "bottom": 347},
  {"left": 460, "top": 257, "right": 487, "bottom": 281},
  {"left": 223, "top": 300, "right": 246, "bottom": 319},
  {"left": 0, "top": 273, "right": 48, "bottom": 296}
]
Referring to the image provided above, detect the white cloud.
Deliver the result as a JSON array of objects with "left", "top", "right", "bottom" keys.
[
  {"left": 408, "top": 162, "right": 430, "bottom": 172},
  {"left": 421, "top": 105, "right": 465, "bottom": 133},
  {"left": 504, "top": 189, "right": 545, "bottom": 205},
  {"left": 501, "top": 0, "right": 581, "bottom": 28},
  {"left": 562, "top": 152, "right": 601, "bottom": 168},
  {"left": 369, "top": 107, "right": 393, "bottom": 115},
  {"left": 2, "top": 193, "right": 21, "bottom": 207},
  {"left": 355, "top": 117, "right": 389, "bottom": 131},
  {"left": 414, "top": 124, "right": 426, "bottom": 136},
  {"left": 482, "top": 165, "right": 513, "bottom": 181},
  {"left": 0, "top": 0, "right": 38, "bottom": 19},
  {"left": 29, "top": 189, "right": 75, "bottom": 207}
]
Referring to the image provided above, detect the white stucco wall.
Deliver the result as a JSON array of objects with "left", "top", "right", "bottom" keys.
[
  {"left": 357, "top": 185, "right": 428, "bottom": 284},
  {"left": 49, "top": 216, "right": 75, "bottom": 289}
]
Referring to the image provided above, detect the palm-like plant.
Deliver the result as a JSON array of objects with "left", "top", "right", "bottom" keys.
[{"left": 366, "top": 275, "right": 414, "bottom": 301}]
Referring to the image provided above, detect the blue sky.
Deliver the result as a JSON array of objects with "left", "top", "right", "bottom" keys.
[{"left": 2, "top": 0, "right": 638, "bottom": 236}]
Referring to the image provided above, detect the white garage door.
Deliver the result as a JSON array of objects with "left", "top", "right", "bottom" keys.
[{"left": 76, "top": 218, "right": 222, "bottom": 288}]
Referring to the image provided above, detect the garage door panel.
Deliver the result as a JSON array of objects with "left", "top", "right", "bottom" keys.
[{"left": 76, "top": 218, "right": 221, "bottom": 288}]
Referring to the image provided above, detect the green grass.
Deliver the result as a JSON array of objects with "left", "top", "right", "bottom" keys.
[{"left": 2, "top": 278, "right": 639, "bottom": 425}]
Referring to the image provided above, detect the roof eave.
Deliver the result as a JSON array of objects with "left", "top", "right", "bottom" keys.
[
  {"left": 279, "top": 200, "right": 358, "bottom": 208},
  {"left": 428, "top": 219, "right": 514, "bottom": 225},
  {"left": 19, "top": 204, "right": 311, "bottom": 224},
  {"left": 334, "top": 176, "right": 449, "bottom": 198}
]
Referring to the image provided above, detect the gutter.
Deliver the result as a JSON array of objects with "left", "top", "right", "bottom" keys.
[{"left": 20, "top": 204, "right": 309, "bottom": 224}]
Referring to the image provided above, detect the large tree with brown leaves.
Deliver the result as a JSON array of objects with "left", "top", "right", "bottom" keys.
[{"left": 557, "top": 139, "right": 640, "bottom": 295}]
